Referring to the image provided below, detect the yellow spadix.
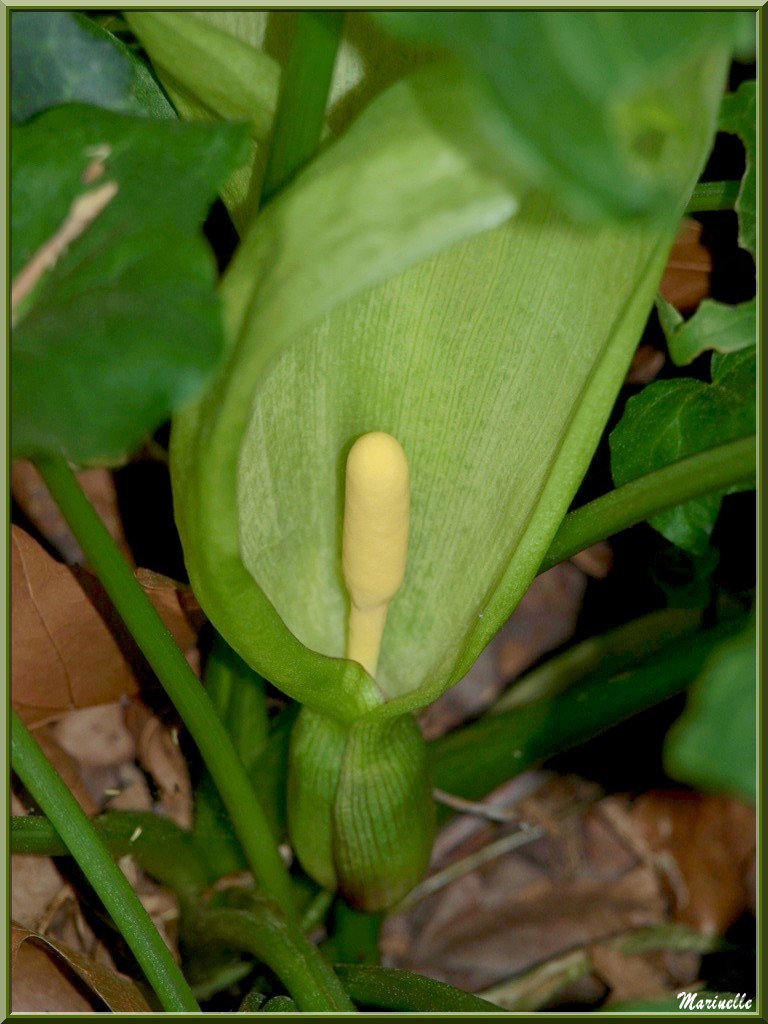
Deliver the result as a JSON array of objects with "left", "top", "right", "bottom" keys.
[{"left": 343, "top": 431, "right": 410, "bottom": 679}]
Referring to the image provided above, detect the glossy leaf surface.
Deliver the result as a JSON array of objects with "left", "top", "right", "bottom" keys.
[
  {"left": 11, "top": 12, "right": 172, "bottom": 123},
  {"left": 657, "top": 294, "right": 755, "bottom": 367},
  {"left": 610, "top": 348, "right": 756, "bottom": 554}
]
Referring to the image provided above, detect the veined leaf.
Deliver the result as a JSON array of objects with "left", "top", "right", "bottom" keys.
[
  {"left": 719, "top": 79, "right": 756, "bottom": 257},
  {"left": 665, "top": 618, "right": 756, "bottom": 803},
  {"left": 125, "top": 12, "right": 280, "bottom": 228},
  {"left": 171, "top": 44, "right": 727, "bottom": 722},
  {"left": 657, "top": 293, "right": 756, "bottom": 366},
  {"left": 11, "top": 11, "right": 173, "bottom": 123},
  {"left": 11, "top": 106, "right": 249, "bottom": 464},
  {"left": 610, "top": 347, "right": 756, "bottom": 554},
  {"left": 373, "top": 11, "right": 741, "bottom": 221}
]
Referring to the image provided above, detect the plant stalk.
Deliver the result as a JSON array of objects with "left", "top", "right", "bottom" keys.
[
  {"left": 684, "top": 179, "right": 740, "bottom": 213},
  {"left": 35, "top": 455, "right": 296, "bottom": 919},
  {"left": 188, "top": 902, "right": 356, "bottom": 1012},
  {"left": 430, "top": 614, "right": 746, "bottom": 801},
  {"left": 261, "top": 11, "right": 345, "bottom": 202},
  {"left": 11, "top": 711, "right": 199, "bottom": 1013},
  {"left": 540, "top": 434, "right": 755, "bottom": 572},
  {"left": 11, "top": 811, "right": 209, "bottom": 895}
]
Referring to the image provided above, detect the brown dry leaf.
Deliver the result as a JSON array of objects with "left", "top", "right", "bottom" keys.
[
  {"left": 31, "top": 725, "right": 101, "bottom": 814},
  {"left": 659, "top": 217, "right": 713, "bottom": 313},
  {"left": 12, "top": 526, "right": 139, "bottom": 726},
  {"left": 382, "top": 783, "right": 668, "bottom": 994},
  {"left": 12, "top": 459, "right": 131, "bottom": 564},
  {"left": 631, "top": 790, "right": 756, "bottom": 936},
  {"left": 137, "top": 567, "right": 205, "bottom": 668},
  {"left": 12, "top": 527, "right": 205, "bottom": 727},
  {"left": 11, "top": 924, "right": 151, "bottom": 1012},
  {"left": 125, "top": 700, "right": 193, "bottom": 828},
  {"left": 626, "top": 344, "right": 666, "bottom": 386},
  {"left": 589, "top": 944, "right": 670, "bottom": 1004},
  {"left": 420, "top": 563, "right": 588, "bottom": 739},
  {"left": 53, "top": 702, "right": 136, "bottom": 768},
  {"left": 570, "top": 542, "right": 613, "bottom": 579},
  {"left": 11, "top": 793, "right": 68, "bottom": 932}
]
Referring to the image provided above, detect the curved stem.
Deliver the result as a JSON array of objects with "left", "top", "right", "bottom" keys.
[
  {"left": 429, "top": 614, "right": 745, "bottom": 802},
  {"left": 684, "top": 179, "right": 740, "bottom": 213},
  {"left": 261, "top": 11, "right": 345, "bottom": 202},
  {"left": 35, "top": 455, "right": 296, "bottom": 920},
  {"left": 540, "top": 435, "right": 755, "bottom": 572},
  {"left": 11, "top": 811, "right": 209, "bottom": 895},
  {"left": 188, "top": 902, "right": 355, "bottom": 1013},
  {"left": 11, "top": 711, "right": 199, "bottom": 1013}
]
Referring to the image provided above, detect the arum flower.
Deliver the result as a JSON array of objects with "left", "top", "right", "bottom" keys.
[{"left": 170, "top": 41, "right": 731, "bottom": 907}]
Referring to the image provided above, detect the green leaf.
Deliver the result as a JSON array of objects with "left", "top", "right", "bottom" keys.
[
  {"left": 610, "top": 347, "right": 756, "bottom": 554},
  {"left": 335, "top": 965, "right": 501, "bottom": 1013},
  {"left": 11, "top": 11, "right": 172, "bottom": 123},
  {"left": 657, "top": 293, "right": 755, "bottom": 366},
  {"left": 719, "top": 79, "right": 756, "bottom": 257},
  {"left": 125, "top": 12, "right": 280, "bottom": 229},
  {"left": 665, "top": 618, "right": 756, "bottom": 802},
  {"left": 373, "top": 11, "right": 740, "bottom": 220},
  {"left": 171, "top": 44, "right": 728, "bottom": 722},
  {"left": 11, "top": 106, "right": 249, "bottom": 465}
]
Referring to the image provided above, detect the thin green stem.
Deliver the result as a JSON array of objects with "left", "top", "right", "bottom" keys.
[
  {"left": 188, "top": 902, "right": 355, "bottom": 1013},
  {"left": 490, "top": 607, "right": 702, "bottom": 715},
  {"left": 11, "top": 811, "right": 209, "bottom": 895},
  {"left": 35, "top": 455, "right": 296, "bottom": 919},
  {"left": 540, "top": 435, "right": 755, "bottom": 572},
  {"left": 261, "top": 11, "right": 344, "bottom": 202},
  {"left": 430, "top": 614, "right": 746, "bottom": 802},
  {"left": 11, "top": 711, "right": 199, "bottom": 1013},
  {"left": 192, "top": 635, "right": 270, "bottom": 878},
  {"left": 684, "top": 179, "right": 740, "bottom": 213}
]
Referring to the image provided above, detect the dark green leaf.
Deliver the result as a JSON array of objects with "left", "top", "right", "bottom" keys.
[
  {"left": 665, "top": 618, "right": 756, "bottom": 802},
  {"left": 373, "top": 11, "right": 739, "bottom": 220},
  {"left": 11, "top": 11, "right": 173, "bottom": 123},
  {"left": 610, "top": 347, "right": 755, "bottom": 553},
  {"left": 11, "top": 105, "right": 249, "bottom": 464},
  {"left": 719, "top": 80, "right": 756, "bottom": 257},
  {"left": 657, "top": 293, "right": 755, "bottom": 366},
  {"left": 335, "top": 965, "right": 501, "bottom": 1013}
]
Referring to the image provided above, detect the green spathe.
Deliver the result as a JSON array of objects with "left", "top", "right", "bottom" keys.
[
  {"left": 172, "top": 59, "right": 726, "bottom": 716},
  {"left": 171, "top": 50, "right": 729, "bottom": 905}
]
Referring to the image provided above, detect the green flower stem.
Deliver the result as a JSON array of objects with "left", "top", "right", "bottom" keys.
[
  {"left": 11, "top": 811, "right": 208, "bottom": 895},
  {"left": 11, "top": 711, "right": 199, "bottom": 1013},
  {"left": 684, "top": 179, "right": 740, "bottom": 213},
  {"left": 35, "top": 455, "right": 296, "bottom": 920},
  {"left": 192, "top": 636, "right": 270, "bottom": 878},
  {"left": 540, "top": 434, "right": 755, "bottom": 573},
  {"left": 188, "top": 902, "right": 356, "bottom": 1013},
  {"left": 261, "top": 11, "right": 345, "bottom": 202},
  {"left": 430, "top": 615, "right": 745, "bottom": 802},
  {"left": 490, "top": 607, "right": 702, "bottom": 715}
]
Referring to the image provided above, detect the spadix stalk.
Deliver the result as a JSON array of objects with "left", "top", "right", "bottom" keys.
[{"left": 343, "top": 432, "right": 410, "bottom": 679}]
